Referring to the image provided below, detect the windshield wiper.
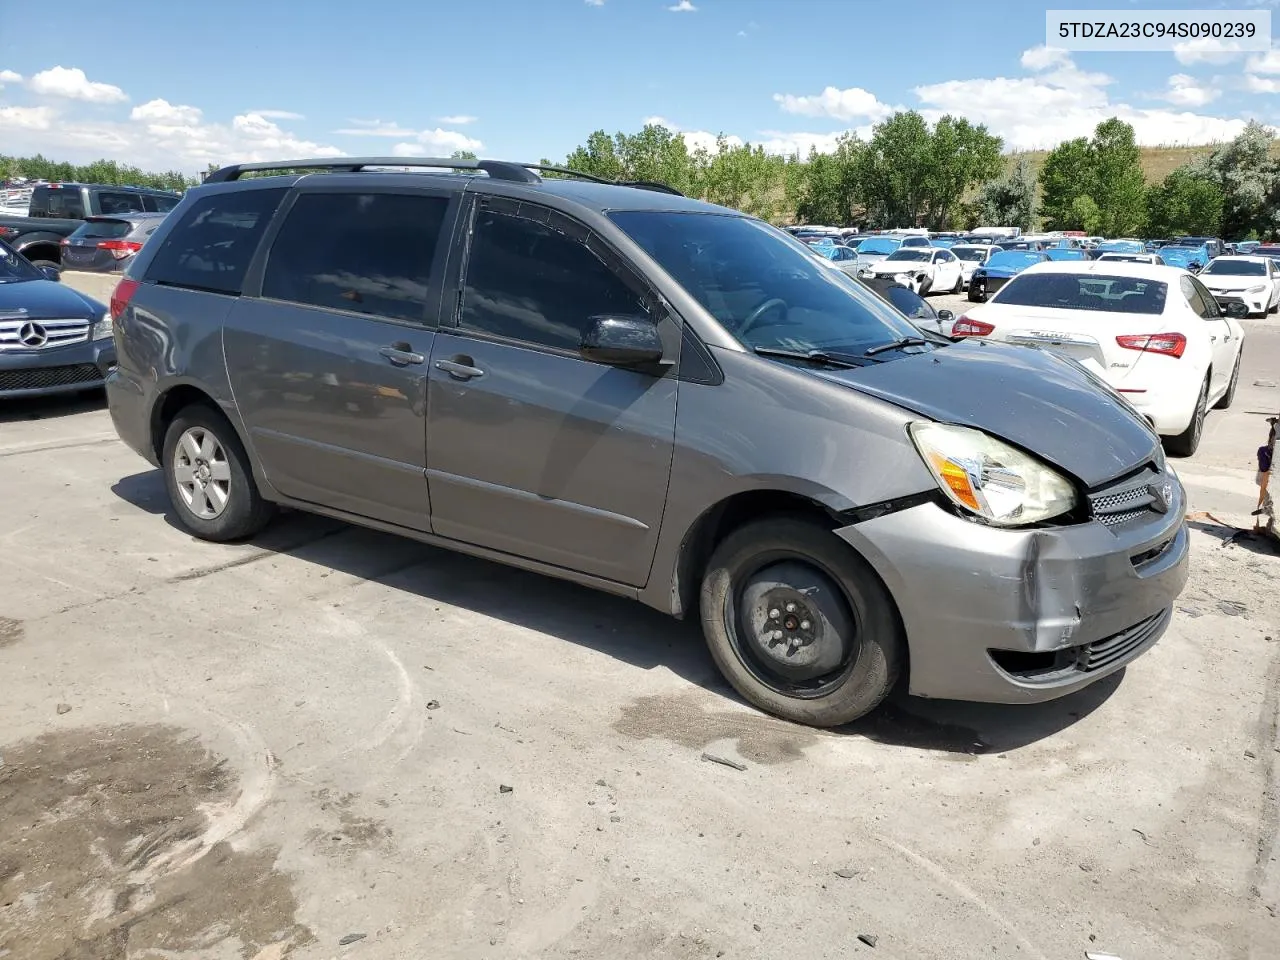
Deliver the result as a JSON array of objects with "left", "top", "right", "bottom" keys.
[
  {"left": 753, "top": 346, "right": 881, "bottom": 368},
  {"left": 863, "top": 336, "right": 930, "bottom": 356}
]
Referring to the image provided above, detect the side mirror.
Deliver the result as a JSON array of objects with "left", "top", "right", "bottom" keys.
[
  {"left": 580, "top": 315, "right": 664, "bottom": 366},
  {"left": 39, "top": 265, "right": 61, "bottom": 282},
  {"left": 1224, "top": 301, "right": 1249, "bottom": 320},
  {"left": 936, "top": 309, "right": 955, "bottom": 322}
]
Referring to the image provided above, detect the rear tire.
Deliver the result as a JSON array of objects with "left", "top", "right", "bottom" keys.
[
  {"left": 1165, "top": 375, "right": 1209, "bottom": 457},
  {"left": 162, "top": 405, "right": 274, "bottom": 541},
  {"left": 27, "top": 258, "right": 60, "bottom": 271},
  {"left": 699, "top": 516, "right": 903, "bottom": 728}
]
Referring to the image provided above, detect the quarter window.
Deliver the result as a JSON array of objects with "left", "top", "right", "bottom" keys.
[
  {"left": 262, "top": 192, "right": 449, "bottom": 324},
  {"left": 459, "top": 203, "right": 647, "bottom": 350},
  {"left": 145, "top": 188, "right": 286, "bottom": 296}
]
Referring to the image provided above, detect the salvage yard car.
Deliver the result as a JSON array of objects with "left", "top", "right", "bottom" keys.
[
  {"left": 967, "top": 249, "right": 1048, "bottom": 301},
  {"left": 953, "top": 260, "right": 1246, "bottom": 457},
  {"left": 860, "top": 247, "right": 964, "bottom": 294},
  {"left": 0, "top": 238, "right": 115, "bottom": 398},
  {"left": 105, "top": 156, "right": 1189, "bottom": 728},
  {"left": 1195, "top": 255, "right": 1280, "bottom": 317}
]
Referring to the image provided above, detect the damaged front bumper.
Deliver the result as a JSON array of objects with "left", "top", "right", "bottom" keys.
[{"left": 836, "top": 481, "right": 1189, "bottom": 703}]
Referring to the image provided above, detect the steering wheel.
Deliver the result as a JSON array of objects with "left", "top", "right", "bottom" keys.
[{"left": 738, "top": 298, "right": 788, "bottom": 336}]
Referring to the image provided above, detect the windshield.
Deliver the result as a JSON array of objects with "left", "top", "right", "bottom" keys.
[
  {"left": 884, "top": 249, "right": 932, "bottom": 262},
  {"left": 854, "top": 238, "right": 901, "bottom": 255},
  {"left": 610, "top": 212, "right": 927, "bottom": 356},
  {"left": 951, "top": 246, "right": 989, "bottom": 262},
  {"left": 986, "top": 251, "right": 1042, "bottom": 271},
  {"left": 1201, "top": 259, "right": 1266, "bottom": 276},
  {"left": 0, "top": 240, "right": 41, "bottom": 282},
  {"left": 995, "top": 272, "right": 1168, "bottom": 315}
]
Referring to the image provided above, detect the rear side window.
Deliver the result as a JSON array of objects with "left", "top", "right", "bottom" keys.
[
  {"left": 145, "top": 188, "right": 286, "bottom": 295},
  {"left": 997, "top": 272, "right": 1168, "bottom": 315},
  {"left": 143, "top": 194, "right": 180, "bottom": 213},
  {"left": 96, "top": 191, "right": 146, "bottom": 215},
  {"left": 29, "top": 186, "right": 85, "bottom": 219},
  {"left": 460, "top": 202, "right": 647, "bottom": 350},
  {"left": 261, "top": 192, "right": 448, "bottom": 324}
]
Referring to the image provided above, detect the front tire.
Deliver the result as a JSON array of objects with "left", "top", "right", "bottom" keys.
[
  {"left": 968, "top": 285, "right": 986, "bottom": 303},
  {"left": 699, "top": 517, "right": 903, "bottom": 728},
  {"left": 162, "top": 405, "right": 274, "bottom": 541},
  {"left": 1165, "top": 375, "right": 1209, "bottom": 457},
  {"left": 950, "top": 272, "right": 963, "bottom": 294}
]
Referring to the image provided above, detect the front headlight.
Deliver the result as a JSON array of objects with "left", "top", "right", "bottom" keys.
[
  {"left": 909, "top": 422, "right": 1077, "bottom": 527},
  {"left": 1246, "top": 284, "right": 1266, "bottom": 294},
  {"left": 91, "top": 314, "right": 113, "bottom": 340}
]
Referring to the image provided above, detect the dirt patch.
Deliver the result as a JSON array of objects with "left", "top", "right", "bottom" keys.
[
  {"left": 613, "top": 692, "right": 819, "bottom": 764},
  {"left": 0, "top": 616, "right": 23, "bottom": 649},
  {"left": 0, "top": 724, "right": 311, "bottom": 959},
  {"left": 307, "top": 789, "right": 393, "bottom": 860}
]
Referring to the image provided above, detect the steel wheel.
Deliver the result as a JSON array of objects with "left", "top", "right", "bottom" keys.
[{"left": 172, "top": 426, "right": 232, "bottom": 520}]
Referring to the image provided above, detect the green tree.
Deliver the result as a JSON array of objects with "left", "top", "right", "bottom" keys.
[
  {"left": 1068, "top": 195, "right": 1103, "bottom": 234},
  {"left": 972, "top": 156, "right": 1036, "bottom": 230},
  {"left": 1089, "top": 118, "right": 1146, "bottom": 236},
  {"left": 920, "top": 116, "right": 1003, "bottom": 229},
  {"left": 1038, "top": 137, "right": 1093, "bottom": 229},
  {"left": 1143, "top": 168, "right": 1223, "bottom": 237},
  {"left": 1186, "top": 120, "right": 1278, "bottom": 239},
  {"left": 791, "top": 135, "right": 862, "bottom": 225}
]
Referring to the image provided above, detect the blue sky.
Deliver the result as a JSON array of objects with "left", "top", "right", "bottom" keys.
[{"left": 1, "top": 0, "right": 1277, "bottom": 173}]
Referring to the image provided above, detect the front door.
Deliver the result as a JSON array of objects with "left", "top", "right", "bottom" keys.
[
  {"left": 425, "top": 197, "right": 678, "bottom": 587},
  {"left": 224, "top": 187, "right": 456, "bottom": 531}
]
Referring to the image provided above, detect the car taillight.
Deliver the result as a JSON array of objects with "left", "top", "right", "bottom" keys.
[
  {"left": 0, "top": 225, "right": 16, "bottom": 239},
  {"left": 60, "top": 237, "right": 70, "bottom": 246},
  {"left": 952, "top": 316, "right": 995, "bottom": 337},
  {"left": 109, "top": 278, "right": 140, "bottom": 321},
  {"left": 1116, "top": 333, "right": 1186, "bottom": 359},
  {"left": 98, "top": 239, "right": 143, "bottom": 260}
]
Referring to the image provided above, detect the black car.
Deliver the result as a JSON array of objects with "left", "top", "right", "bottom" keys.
[{"left": 0, "top": 239, "right": 115, "bottom": 398}]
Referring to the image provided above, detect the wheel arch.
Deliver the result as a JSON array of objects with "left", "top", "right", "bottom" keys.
[{"left": 149, "top": 381, "right": 250, "bottom": 464}]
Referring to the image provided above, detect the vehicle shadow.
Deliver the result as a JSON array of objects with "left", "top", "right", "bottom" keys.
[
  {"left": 1187, "top": 517, "right": 1280, "bottom": 557},
  {"left": 111, "top": 468, "right": 1122, "bottom": 755},
  {"left": 0, "top": 390, "right": 106, "bottom": 424}
]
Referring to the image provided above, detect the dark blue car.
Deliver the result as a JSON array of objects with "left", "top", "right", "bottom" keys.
[
  {"left": 0, "top": 239, "right": 115, "bottom": 398},
  {"left": 966, "top": 250, "right": 1049, "bottom": 302}
]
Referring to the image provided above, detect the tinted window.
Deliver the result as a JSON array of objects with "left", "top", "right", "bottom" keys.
[
  {"left": 997, "top": 272, "right": 1168, "bottom": 315},
  {"left": 96, "top": 191, "right": 146, "bottom": 215},
  {"left": 144, "top": 194, "right": 180, "bottom": 213},
  {"left": 146, "top": 188, "right": 286, "bottom": 295},
  {"left": 460, "top": 203, "right": 646, "bottom": 350},
  {"left": 69, "top": 218, "right": 133, "bottom": 240},
  {"left": 951, "top": 246, "right": 989, "bottom": 262},
  {"left": 262, "top": 193, "right": 447, "bottom": 324},
  {"left": 882, "top": 284, "right": 936, "bottom": 320},
  {"left": 29, "top": 186, "right": 85, "bottom": 219}
]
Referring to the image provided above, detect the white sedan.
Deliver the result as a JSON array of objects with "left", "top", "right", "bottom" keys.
[
  {"left": 1195, "top": 255, "right": 1280, "bottom": 317},
  {"left": 859, "top": 247, "right": 965, "bottom": 295},
  {"left": 952, "top": 261, "right": 1247, "bottom": 456},
  {"left": 949, "top": 244, "right": 999, "bottom": 289}
]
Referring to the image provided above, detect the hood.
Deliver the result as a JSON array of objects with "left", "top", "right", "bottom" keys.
[
  {"left": 0, "top": 279, "right": 102, "bottom": 320},
  {"left": 856, "top": 252, "right": 893, "bottom": 265},
  {"left": 816, "top": 339, "right": 1159, "bottom": 488}
]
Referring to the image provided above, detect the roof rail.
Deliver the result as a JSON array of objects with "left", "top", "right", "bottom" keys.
[
  {"left": 525, "top": 165, "right": 684, "bottom": 196},
  {"left": 202, "top": 157, "right": 541, "bottom": 184},
  {"left": 200, "top": 157, "right": 685, "bottom": 196}
]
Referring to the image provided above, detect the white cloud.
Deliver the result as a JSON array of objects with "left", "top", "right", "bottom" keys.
[
  {"left": 438, "top": 114, "right": 477, "bottom": 125},
  {"left": 390, "top": 128, "right": 484, "bottom": 156},
  {"left": 1162, "top": 73, "right": 1220, "bottom": 108},
  {"left": 249, "top": 109, "right": 304, "bottom": 120},
  {"left": 130, "top": 98, "right": 202, "bottom": 125},
  {"left": 914, "top": 48, "right": 1245, "bottom": 149},
  {"left": 772, "top": 86, "right": 894, "bottom": 122},
  {"left": 1172, "top": 37, "right": 1248, "bottom": 65},
  {"left": 667, "top": 0, "right": 697, "bottom": 10},
  {"left": 0, "top": 69, "right": 21, "bottom": 88},
  {"left": 585, "top": 0, "right": 604, "bottom": 5},
  {"left": 27, "top": 66, "right": 127, "bottom": 104},
  {"left": 757, "top": 129, "right": 864, "bottom": 156},
  {"left": 333, "top": 119, "right": 419, "bottom": 137},
  {"left": 641, "top": 116, "right": 743, "bottom": 153},
  {"left": 0, "top": 105, "right": 56, "bottom": 131},
  {"left": 1245, "top": 73, "right": 1280, "bottom": 94},
  {"left": 1020, "top": 45, "right": 1072, "bottom": 71},
  {"left": 1246, "top": 49, "right": 1280, "bottom": 74}
]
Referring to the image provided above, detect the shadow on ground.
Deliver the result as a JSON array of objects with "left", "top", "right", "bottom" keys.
[
  {"left": 1188, "top": 517, "right": 1280, "bottom": 558},
  {"left": 0, "top": 389, "right": 106, "bottom": 425},
  {"left": 111, "top": 469, "right": 1120, "bottom": 756}
]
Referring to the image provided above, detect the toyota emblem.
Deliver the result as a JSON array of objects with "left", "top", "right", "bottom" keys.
[
  {"left": 17, "top": 321, "right": 48, "bottom": 348},
  {"left": 1148, "top": 478, "right": 1174, "bottom": 514}
]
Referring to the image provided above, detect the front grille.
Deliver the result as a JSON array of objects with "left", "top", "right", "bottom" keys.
[
  {"left": 1079, "top": 610, "right": 1168, "bottom": 672},
  {"left": 0, "top": 317, "right": 91, "bottom": 351},
  {"left": 0, "top": 363, "right": 103, "bottom": 392},
  {"left": 1089, "top": 466, "right": 1164, "bottom": 532}
]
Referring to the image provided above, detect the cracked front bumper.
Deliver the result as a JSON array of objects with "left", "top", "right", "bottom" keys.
[{"left": 836, "top": 487, "right": 1189, "bottom": 703}]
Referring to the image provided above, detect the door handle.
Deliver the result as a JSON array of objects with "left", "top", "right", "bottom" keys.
[
  {"left": 380, "top": 342, "right": 425, "bottom": 366},
  {"left": 435, "top": 355, "right": 485, "bottom": 380},
  {"left": 1209, "top": 335, "right": 1218, "bottom": 342}
]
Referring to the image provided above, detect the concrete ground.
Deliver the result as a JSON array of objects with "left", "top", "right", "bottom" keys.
[{"left": 1, "top": 280, "right": 1277, "bottom": 960}]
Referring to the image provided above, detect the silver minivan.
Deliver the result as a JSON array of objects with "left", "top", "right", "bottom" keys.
[{"left": 104, "top": 157, "right": 1189, "bottom": 728}]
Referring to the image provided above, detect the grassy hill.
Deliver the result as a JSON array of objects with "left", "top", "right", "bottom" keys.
[{"left": 1004, "top": 141, "right": 1280, "bottom": 184}]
